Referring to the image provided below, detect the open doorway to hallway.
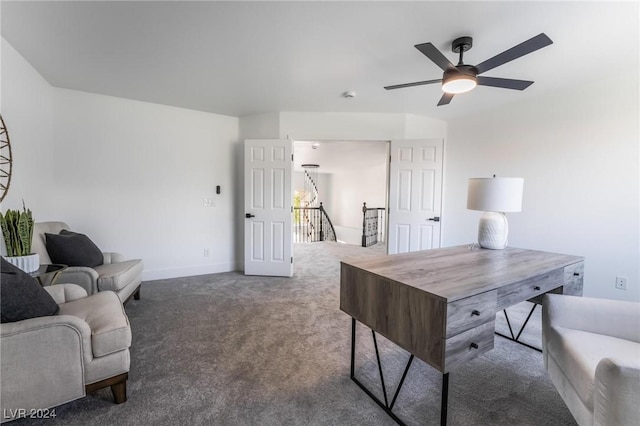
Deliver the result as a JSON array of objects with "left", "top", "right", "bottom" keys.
[{"left": 293, "top": 140, "right": 389, "bottom": 249}]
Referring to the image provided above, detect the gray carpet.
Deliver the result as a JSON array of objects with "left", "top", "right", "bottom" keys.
[{"left": 13, "top": 242, "right": 575, "bottom": 425}]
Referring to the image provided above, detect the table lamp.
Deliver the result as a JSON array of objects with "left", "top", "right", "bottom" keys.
[{"left": 467, "top": 176, "right": 524, "bottom": 249}]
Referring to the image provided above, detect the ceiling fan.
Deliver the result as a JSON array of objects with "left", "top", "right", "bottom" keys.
[{"left": 384, "top": 33, "right": 553, "bottom": 106}]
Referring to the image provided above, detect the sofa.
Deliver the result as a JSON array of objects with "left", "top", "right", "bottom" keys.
[
  {"left": 32, "top": 221, "right": 143, "bottom": 304},
  {"left": 542, "top": 294, "right": 640, "bottom": 426},
  {"left": 1, "top": 283, "right": 132, "bottom": 423}
]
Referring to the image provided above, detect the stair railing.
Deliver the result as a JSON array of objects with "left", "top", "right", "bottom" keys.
[
  {"left": 362, "top": 202, "right": 386, "bottom": 247},
  {"left": 294, "top": 202, "right": 337, "bottom": 243}
]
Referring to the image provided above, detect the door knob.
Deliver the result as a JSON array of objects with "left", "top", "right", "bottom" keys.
[
  {"left": 245, "top": 213, "right": 255, "bottom": 218},
  {"left": 427, "top": 216, "right": 440, "bottom": 222}
]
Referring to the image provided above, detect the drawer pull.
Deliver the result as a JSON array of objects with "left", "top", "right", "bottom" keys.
[
  {"left": 471, "top": 310, "right": 481, "bottom": 316},
  {"left": 470, "top": 342, "right": 479, "bottom": 349},
  {"left": 573, "top": 272, "right": 580, "bottom": 276},
  {"left": 534, "top": 286, "right": 541, "bottom": 291}
]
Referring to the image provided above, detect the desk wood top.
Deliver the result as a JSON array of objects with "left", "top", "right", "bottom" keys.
[{"left": 341, "top": 245, "right": 583, "bottom": 302}]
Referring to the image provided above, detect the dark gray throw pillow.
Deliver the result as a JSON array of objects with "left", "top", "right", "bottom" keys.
[
  {"left": 0, "top": 257, "right": 59, "bottom": 323},
  {"left": 45, "top": 229, "right": 103, "bottom": 267}
]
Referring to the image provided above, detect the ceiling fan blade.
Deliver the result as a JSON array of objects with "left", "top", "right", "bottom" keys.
[
  {"left": 415, "top": 43, "right": 455, "bottom": 71},
  {"left": 437, "top": 93, "right": 454, "bottom": 106},
  {"left": 384, "top": 79, "right": 442, "bottom": 90},
  {"left": 474, "top": 33, "right": 553, "bottom": 75},
  {"left": 477, "top": 76, "right": 534, "bottom": 90}
]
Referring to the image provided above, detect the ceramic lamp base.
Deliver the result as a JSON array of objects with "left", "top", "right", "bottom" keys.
[{"left": 478, "top": 211, "right": 509, "bottom": 250}]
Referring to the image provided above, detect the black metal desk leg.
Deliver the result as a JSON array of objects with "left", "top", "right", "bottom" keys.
[
  {"left": 495, "top": 303, "right": 542, "bottom": 352},
  {"left": 371, "top": 330, "right": 390, "bottom": 407},
  {"left": 350, "top": 318, "right": 356, "bottom": 378},
  {"left": 515, "top": 304, "right": 537, "bottom": 341},
  {"left": 441, "top": 373, "right": 449, "bottom": 426},
  {"left": 350, "top": 319, "right": 411, "bottom": 425}
]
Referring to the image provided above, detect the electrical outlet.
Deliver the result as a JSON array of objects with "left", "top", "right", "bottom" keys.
[
  {"left": 615, "top": 276, "right": 627, "bottom": 290},
  {"left": 203, "top": 248, "right": 209, "bottom": 257},
  {"left": 203, "top": 197, "right": 215, "bottom": 207}
]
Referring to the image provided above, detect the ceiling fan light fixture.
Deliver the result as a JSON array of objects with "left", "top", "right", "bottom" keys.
[
  {"left": 442, "top": 73, "right": 477, "bottom": 94},
  {"left": 385, "top": 33, "right": 552, "bottom": 105}
]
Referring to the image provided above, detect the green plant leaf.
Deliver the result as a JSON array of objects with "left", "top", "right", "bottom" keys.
[
  {"left": 0, "top": 204, "right": 34, "bottom": 257},
  {"left": 0, "top": 212, "right": 13, "bottom": 256},
  {"left": 17, "top": 213, "right": 30, "bottom": 256}
]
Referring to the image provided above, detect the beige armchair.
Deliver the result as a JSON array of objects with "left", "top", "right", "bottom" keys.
[
  {"left": 1, "top": 284, "right": 132, "bottom": 423},
  {"left": 32, "top": 222, "right": 143, "bottom": 304},
  {"left": 542, "top": 294, "right": 640, "bottom": 426}
]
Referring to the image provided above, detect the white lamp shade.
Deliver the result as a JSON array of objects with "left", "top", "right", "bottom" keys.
[{"left": 467, "top": 177, "right": 524, "bottom": 213}]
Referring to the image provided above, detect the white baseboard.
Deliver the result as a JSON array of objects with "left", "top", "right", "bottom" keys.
[{"left": 141, "top": 262, "right": 239, "bottom": 281}]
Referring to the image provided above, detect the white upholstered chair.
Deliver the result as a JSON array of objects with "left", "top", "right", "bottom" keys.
[
  {"left": 542, "top": 294, "right": 640, "bottom": 426},
  {"left": 0, "top": 284, "right": 132, "bottom": 423},
  {"left": 32, "top": 222, "right": 143, "bottom": 304}
]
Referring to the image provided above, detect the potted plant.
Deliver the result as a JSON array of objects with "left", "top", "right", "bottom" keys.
[{"left": 0, "top": 202, "right": 39, "bottom": 272}]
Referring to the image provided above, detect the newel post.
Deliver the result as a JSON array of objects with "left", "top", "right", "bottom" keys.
[
  {"left": 362, "top": 202, "right": 367, "bottom": 247},
  {"left": 319, "top": 202, "right": 325, "bottom": 241}
]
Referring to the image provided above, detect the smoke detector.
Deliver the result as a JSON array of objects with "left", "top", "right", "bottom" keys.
[{"left": 343, "top": 91, "right": 356, "bottom": 99}]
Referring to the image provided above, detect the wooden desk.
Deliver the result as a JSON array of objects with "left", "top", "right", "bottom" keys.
[{"left": 340, "top": 245, "right": 584, "bottom": 425}]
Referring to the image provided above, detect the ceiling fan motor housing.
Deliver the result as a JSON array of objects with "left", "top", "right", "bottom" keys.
[{"left": 447, "top": 64, "right": 478, "bottom": 78}]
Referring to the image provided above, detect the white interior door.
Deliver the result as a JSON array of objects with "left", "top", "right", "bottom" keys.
[
  {"left": 244, "top": 139, "right": 293, "bottom": 277},
  {"left": 387, "top": 139, "right": 443, "bottom": 254}
]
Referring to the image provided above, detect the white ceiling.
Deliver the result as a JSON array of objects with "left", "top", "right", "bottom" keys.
[{"left": 1, "top": 1, "right": 638, "bottom": 121}]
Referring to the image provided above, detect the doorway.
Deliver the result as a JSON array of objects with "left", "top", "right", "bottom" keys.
[
  {"left": 293, "top": 140, "right": 389, "bottom": 247},
  {"left": 243, "top": 138, "right": 444, "bottom": 277}
]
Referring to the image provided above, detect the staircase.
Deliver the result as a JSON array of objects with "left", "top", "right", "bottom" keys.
[{"left": 294, "top": 169, "right": 336, "bottom": 243}]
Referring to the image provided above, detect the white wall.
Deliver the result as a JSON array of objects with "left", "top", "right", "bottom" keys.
[
  {"left": 279, "top": 112, "right": 447, "bottom": 141},
  {"left": 403, "top": 114, "right": 449, "bottom": 139},
  {"left": 2, "top": 40, "right": 243, "bottom": 280},
  {"left": 293, "top": 171, "right": 332, "bottom": 205},
  {"left": 52, "top": 89, "right": 239, "bottom": 280},
  {"left": 2, "top": 40, "right": 244, "bottom": 279},
  {"left": 328, "top": 163, "right": 387, "bottom": 245},
  {"left": 444, "top": 73, "right": 640, "bottom": 302},
  {"left": 0, "top": 39, "right": 56, "bottom": 218},
  {"left": 238, "top": 112, "right": 280, "bottom": 140},
  {"left": 328, "top": 163, "right": 387, "bottom": 229}
]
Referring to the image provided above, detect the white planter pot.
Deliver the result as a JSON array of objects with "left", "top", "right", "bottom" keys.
[{"left": 4, "top": 253, "right": 40, "bottom": 273}]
